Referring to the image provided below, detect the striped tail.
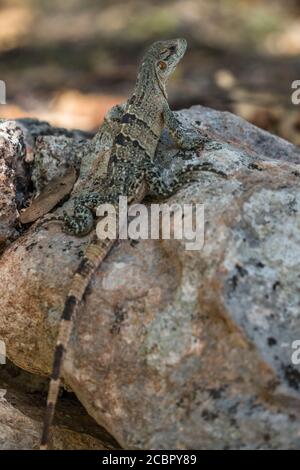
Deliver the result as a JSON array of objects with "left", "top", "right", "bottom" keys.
[{"left": 40, "top": 236, "right": 115, "bottom": 450}]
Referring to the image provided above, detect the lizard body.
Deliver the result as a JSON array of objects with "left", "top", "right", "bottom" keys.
[{"left": 40, "top": 38, "right": 206, "bottom": 449}]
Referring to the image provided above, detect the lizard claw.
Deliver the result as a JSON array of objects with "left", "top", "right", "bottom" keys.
[{"left": 190, "top": 126, "right": 223, "bottom": 152}]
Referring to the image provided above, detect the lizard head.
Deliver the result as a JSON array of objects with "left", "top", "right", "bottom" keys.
[
  {"left": 154, "top": 39, "right": 187, "bottom": 90},
  {"left": 153, "top": 38, "right": 187, "bottom": 74},
  {"left": 144, "top": 38, "right": 187, "bottom": 98}
]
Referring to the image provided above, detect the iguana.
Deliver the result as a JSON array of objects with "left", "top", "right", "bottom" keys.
[{"left": 40, "top": 38, "right": 207, "bottom": 450}]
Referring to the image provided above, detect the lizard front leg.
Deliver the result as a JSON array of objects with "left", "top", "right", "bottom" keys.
[
  {"left": 163, "top": 104, "right": 207, "bottom": 150},
  {"left": 146, "top": 160, "right": 211, "bottom": 198},
  {"left": 62, "top": 192, "right": 106, "bottom": 236}
]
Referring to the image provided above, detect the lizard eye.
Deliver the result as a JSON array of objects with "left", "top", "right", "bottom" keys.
[{"left": 157, "top": 60, "right": 167, "bottom": 70}]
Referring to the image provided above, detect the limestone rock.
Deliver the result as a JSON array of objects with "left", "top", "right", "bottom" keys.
[{"left": 0, "top": 106, "right": 300, "bottom": 449}]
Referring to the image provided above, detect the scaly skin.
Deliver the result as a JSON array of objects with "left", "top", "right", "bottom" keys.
[{"left": 40, "top": 38, "right": 206, "bottom": 449}]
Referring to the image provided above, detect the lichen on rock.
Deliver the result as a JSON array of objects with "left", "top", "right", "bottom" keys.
[{"left": 0, "top": 106, "right": 300, "bottom": 449}]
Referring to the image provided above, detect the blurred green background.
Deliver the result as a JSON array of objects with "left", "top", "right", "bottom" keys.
[{"left": 1, "top": 0, "right": 300, "bottom": 143}]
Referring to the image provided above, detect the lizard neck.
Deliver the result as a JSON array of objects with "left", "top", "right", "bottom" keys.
[{"left": 132, "top": 59, "right": 166, "bottom": 105}]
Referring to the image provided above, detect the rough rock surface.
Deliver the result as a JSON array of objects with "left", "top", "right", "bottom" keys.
[
  {"left": 0, "top": 121, "right": 26, "bottom": 244},
  {"left": 0, "top": 106, "right": 300, "bottom": 449},
  {"left": 0, "top": 362, "right": 119, "bottom": 450},
  {"left": 0, "top": 118, "right": 92, "bottom": 247}
]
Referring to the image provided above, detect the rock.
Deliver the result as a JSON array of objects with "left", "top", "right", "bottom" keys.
[
  {"left": 0, "top": 118, "right": 93, "bottom": 248},
  {"left": 0, "top": 106, "right": 300, "bottom": 449},
  {"left": 31, "top": 135, "right": 85, "bottom": 194},
  {"left": 15, "top": 118, "right": 92, "bottom": 194},
  {"left": 0, "top": 121, "right": 26, "bottom": 244},
  {"left": 19, "top": 168, "right": 77, "bottom": 224},
  {"left": 0, "top": 390, "right": 109, "bottom": 450},
  {"left": 0, "top": 361, "right": 119, "bottom": 450}
]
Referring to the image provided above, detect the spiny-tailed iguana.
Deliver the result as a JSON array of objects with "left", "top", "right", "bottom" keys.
[{"left": 40, "top": 38, "right": 207, "bottom": 449}]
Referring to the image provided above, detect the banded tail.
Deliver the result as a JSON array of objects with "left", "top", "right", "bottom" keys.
[{"left": 40, "top": 236, "right": 115, "bottom": 450}]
